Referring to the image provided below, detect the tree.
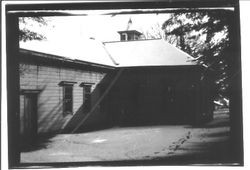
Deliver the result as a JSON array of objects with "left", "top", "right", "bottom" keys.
[
  {"left": 141, "top": 23, "right": 164, "bottom": 39},
  {"left": 141, "top": 23, "right": 178, "bottom": 45},
  {"left": 162, "top": 10, "right": 232, "bottom": 101},
  {"left": 19, "top": 17, "right": 48, "bottom": 75},
  {"left": 19, "top": 17, "right": 48, "bottom": 42}
]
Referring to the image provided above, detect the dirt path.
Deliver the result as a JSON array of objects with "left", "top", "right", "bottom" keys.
[
  {"left": 148, "top": 111, "right": 232, "bottom": 164},
  {"left": 21, "top": 111, "right": 231, "bottom": 165}
]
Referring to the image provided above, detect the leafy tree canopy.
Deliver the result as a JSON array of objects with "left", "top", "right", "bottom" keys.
[
  {"left": 162, "top": 10, "right": 233, "bottom": 100},
  {"left": 19, "top": 17, "right": 48, "bottom": 42}
]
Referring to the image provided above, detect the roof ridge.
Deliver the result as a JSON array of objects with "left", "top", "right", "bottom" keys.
[
  {"left": 101, "top": 42, "right": 120, "bottom": 66},
  {"left": 103, "top": 38, "right": 162, "bottom": 44},
  {"left": 87, "top": 38, "right": 119, "bottom": 66}
]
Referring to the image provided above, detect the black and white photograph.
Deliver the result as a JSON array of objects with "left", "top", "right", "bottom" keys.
[{"left": 1, "top": 0, "right": 245, "bottom": 168}]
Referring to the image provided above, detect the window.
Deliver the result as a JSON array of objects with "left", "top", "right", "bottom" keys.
[
  {"left": 128, "top": 34, "right": 133, "bottom": 41},
  {"left": 121, "top": 33, "right": 127, "bottom": 41},
  {"left": 134, "top": 35, "right": 139, "bottom": 40},
  {"left": 80, "top": 82, "right": 94, "bottom": 112},
  {"left": 63, "top": 86, "right": 73, "bottom": 114},
  {"left": 59, "top": 81, "right": 76, "bottom": 115},
  {"left": 84, "top": 85, "right": 92, "bottom": 111}
]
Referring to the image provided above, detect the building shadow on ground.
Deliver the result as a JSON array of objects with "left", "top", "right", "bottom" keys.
[
  {"left": 21, "top": 134, "right": 56, "bottom": 152},
  {"left": 20, "top": 108, "right": 234, "bottom": 166}
]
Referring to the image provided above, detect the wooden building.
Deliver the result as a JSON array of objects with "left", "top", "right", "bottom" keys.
[
  {"left": 19, "top": 41, "right": 116, "bottom": 144},
  {"left": 19, "top": 26, "right": 214, "bottom": 143},
  {"left": 102, "top": 38, "right": 214, "bottom": 126}
]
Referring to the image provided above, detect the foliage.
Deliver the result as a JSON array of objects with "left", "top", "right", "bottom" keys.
[
  {"left": 141, "top": 23, "right": 164, "bottom": 39},
  {"left": 162, "top": 10, "right": 233, "bottom": 99},
  {"left": 19, "top": 17, "right": 47, "bottom": 42},
  {"left": 141, "top": 23, "right": 178, "bottom": 45}
]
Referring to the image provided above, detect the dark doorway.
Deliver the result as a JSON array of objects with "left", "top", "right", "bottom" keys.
[
  {"left": 21, "top": 93, "right": 38, "bottom": 146},
  {"left": 186, "top": 84, "right": 197, "bottom": 124},
  {"left": 164, "top": 84, "right": 177, "bottom": 120}
]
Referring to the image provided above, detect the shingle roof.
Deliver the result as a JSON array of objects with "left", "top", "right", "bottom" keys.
[{"left": 104, "top": 39, "right": 196, "bottom": 67}]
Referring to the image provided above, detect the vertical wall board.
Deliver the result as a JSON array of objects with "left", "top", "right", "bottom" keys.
[{"left": 105, "top": 67, "right": 206, "bottom": 126}]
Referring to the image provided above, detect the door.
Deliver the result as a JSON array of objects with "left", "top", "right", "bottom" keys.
[
  {"left": 22, "top": 93, "right": 38, "bottom": 145},
  {"left": 163, "top": 84, "right": 177, "bottom": 122},
  {"left": 185, "top": 84, "right": 197, "bottom": 124},
  {"left": 164, "top": 85, "right": 176, "bottom": 112}
]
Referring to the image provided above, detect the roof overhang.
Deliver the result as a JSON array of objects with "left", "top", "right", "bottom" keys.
[
  {"left": 117, "top": 30, "right": 143, "bottom": 35},
  {"left": 19, "top": 48, "right": 116, "bottom": 70}
]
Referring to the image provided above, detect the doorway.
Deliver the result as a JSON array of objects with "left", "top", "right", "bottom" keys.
[
  {"left": 20, "top": 92, "right": 38, "bottom": 146},
  {"left": 163, "top": 84, "right": 177, "bottom": 123}
]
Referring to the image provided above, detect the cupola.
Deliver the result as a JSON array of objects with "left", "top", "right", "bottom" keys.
[{"left": 117, "top": 18, "right": 142, "bottom": 41}]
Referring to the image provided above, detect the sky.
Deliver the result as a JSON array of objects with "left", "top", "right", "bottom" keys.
[
  {"left": 20, "top": 12, "right": 171, "bottom": 44},
  {"left": 19, "top": 11, "right": 170, "bottom": 64}
]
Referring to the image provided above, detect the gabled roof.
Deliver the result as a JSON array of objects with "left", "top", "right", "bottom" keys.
[
  {"left": 104, "top": 39, "right": 196, "bottom": 67},
  {"left": 20, "top": 39, "right": 117, "bottom": 67},
  {"left": 20, "top": 39, "right": 196, "bottom": 68},
  {"left": 19, "top": 48, "right": 115, "bottom": 69}
]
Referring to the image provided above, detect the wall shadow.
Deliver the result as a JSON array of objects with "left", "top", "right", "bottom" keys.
[
  {"left": 62, "top": 71, "right": 117, "bottom": 133},
  {"left": 62, "top": 67, "right": 215, "bottom": 133}
]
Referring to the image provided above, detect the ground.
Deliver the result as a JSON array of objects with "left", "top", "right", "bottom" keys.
[{"left": 20, "top": 109, "right": 234, "bottom": 166}]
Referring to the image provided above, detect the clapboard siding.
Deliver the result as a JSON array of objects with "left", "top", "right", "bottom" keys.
[{"left": 20, "top": 61, "right": 108, "bottom": 133}]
